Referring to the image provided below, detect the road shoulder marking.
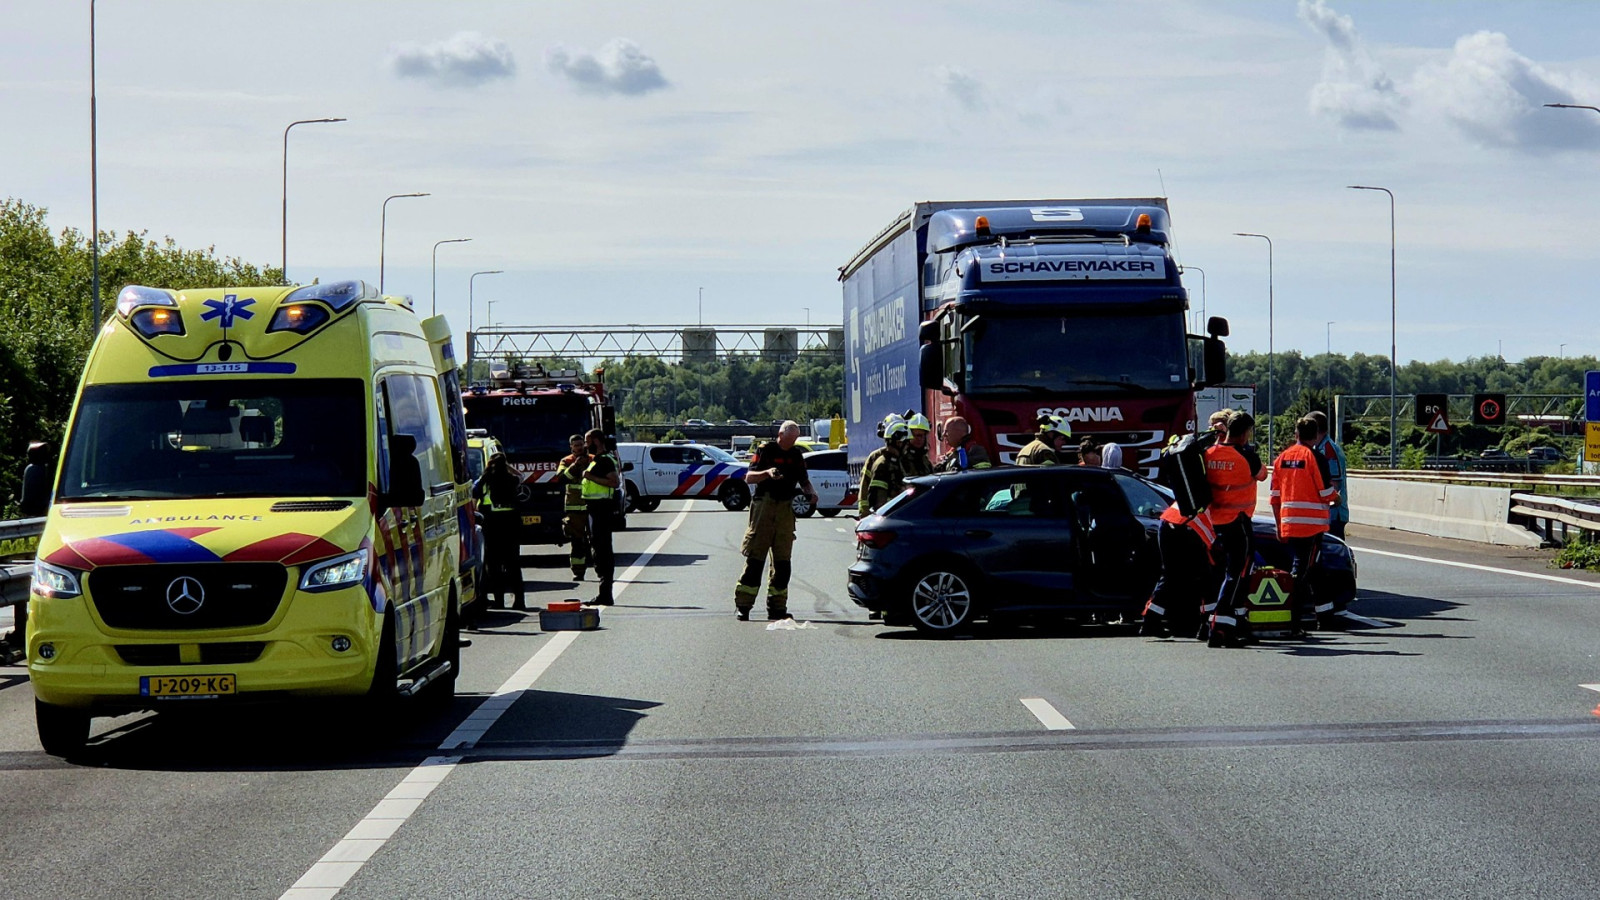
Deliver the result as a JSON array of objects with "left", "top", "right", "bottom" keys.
[
  {"left": 1352, "top": 546, "right": 1600, "bottom": 590},
  {"left": 1021, "top": 698, "right": 1076, "bottom": 731},
  {"left": 282, "top": 506, "right": 691, "bottom": 899}
]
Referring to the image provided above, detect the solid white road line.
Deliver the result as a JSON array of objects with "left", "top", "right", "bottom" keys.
[
  {"left": 1352, "top": 546, "right": 1600, "bottom": 590},
  {"left": 1021, "top": 698, "right": 1076, "bottom": 731},
  {"left": 1580, "top": 684, "right": 1600, "bottom": 694},
  {"left": 1333, "top": 609, "right": 1395, "bottom": 629},
  {"left": 281, "top": 505, "right": 692, "bottom": 899}
]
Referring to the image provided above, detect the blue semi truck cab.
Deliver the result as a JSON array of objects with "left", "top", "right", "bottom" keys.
[{"left": 840, "top": 199, "right": 1228, "bottom": 475}]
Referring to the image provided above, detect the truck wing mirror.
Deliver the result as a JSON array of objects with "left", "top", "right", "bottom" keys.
[
  {"left": 1203, "top": 337, "right": 1227, "bottom": 386},
  {"left": 383, "top": 433, "right": 426, "bottom": 509},
  {"left": 919, "top": 342, "right": 945, "bottom": 392},
  {"left": 918, "top": 320, "right": 940, "bottom": 344},
  {"left": 1206, "top": 316, "right": 1230, "bottom": 338}
]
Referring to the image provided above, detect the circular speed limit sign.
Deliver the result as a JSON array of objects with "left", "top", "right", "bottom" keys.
[{"left": 1479, "top": 398, "right": 1501, "bottom": 421}]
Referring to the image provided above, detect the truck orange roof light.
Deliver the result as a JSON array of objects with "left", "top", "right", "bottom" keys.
[
  {"left": 1136, "top": 214, "right": 1152, "bottom": 232},
  {"left": 974, "top": 216, "right": 991, "bottom": 235}
]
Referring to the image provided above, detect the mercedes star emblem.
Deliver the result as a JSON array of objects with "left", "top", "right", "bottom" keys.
[{"left": 166, "top": 576, "right": 205, "bottom": 615}]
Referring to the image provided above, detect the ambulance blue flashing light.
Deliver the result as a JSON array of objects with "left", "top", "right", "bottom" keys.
[
  {"left": 283, "top": 279, "right": 375, "bottom": 313},
  {"left": 116, "top": 285, "right": 177, "bottom": 318}
]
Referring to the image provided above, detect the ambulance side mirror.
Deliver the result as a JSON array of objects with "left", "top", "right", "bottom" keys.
[{"left": 384, "top": 434, "right": 426, "bottom": 509}]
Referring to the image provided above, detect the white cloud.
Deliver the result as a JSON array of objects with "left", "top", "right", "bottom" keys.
[
  {"left": 389, "top": 31, "right": 516, "bottom": 89},
  {"left": 545, "top": 39, "right": 669, "bottom": 96},
  {"left": 1298, "top": 0, "right": 1402, "bottom": 131},
  {"left": 1411, "top": 31, "right": 1600, "bottom": 153}
]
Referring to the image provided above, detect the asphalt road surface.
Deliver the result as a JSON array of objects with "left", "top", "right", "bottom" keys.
[{"left": 5, "top": 503, "right": 1600, "bottom": 899}]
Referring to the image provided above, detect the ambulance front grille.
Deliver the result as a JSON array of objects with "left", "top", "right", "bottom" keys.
[
  {"left": 114, "top": 642, "right": 267, "bottom": 666},
  {"left": 90, "top": 564, "right": 288, "bottom": 631}
]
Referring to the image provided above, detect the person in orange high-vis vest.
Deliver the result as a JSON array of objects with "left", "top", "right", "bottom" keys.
[
  {"left": 1271, "top": 415, "right": 1340, "bottom": 633},
  {"left": 1203, "top": 411, "right": 1267, "bottom": 648},
  {"left": 1140, "top": 501, "right": 1218, "bottom": 638}
]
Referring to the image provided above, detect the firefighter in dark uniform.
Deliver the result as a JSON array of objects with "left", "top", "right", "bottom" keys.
[
  {"left": 933, "top": 417, "right": 992, "bottom": 473},
  {"left": 1017, "top": 415, "right": 1071, "bottom": 466},
  {"left": 862, "top": 420, "right": 911, "bottom": 513},
  {"left": 901, "top": 413, "right": 934, "bottom": 478},
  {"left": 581, "top": 429, "right": 621, "bottom": 606},
  {"left": 555, "top": 434, "right": 591, "bottom": 581},
  {"left": 735, "top": 420, "right": 817, "bottom": 621},
  {"left": 472, "top": 452, "right": 524, "bottom": 609}
]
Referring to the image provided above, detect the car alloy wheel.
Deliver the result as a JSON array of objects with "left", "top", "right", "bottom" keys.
[{"left": 910, "top": 569, "right": 975, "bottom": 634}]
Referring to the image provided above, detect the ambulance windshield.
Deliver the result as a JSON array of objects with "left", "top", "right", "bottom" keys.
[{"left": 57, "top": 378, "right": 368, "bottom": 501}]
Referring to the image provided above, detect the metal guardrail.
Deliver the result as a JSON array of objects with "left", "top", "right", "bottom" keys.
[
  {"left": 1510, "top": 493, "right": 1600, "bottom": 546},
  {"left": 1, "top": 517, "right": 44, "bottom": 610},
  {"left": 1350, "top": 469, "right": 1600, "bottom": 491}
]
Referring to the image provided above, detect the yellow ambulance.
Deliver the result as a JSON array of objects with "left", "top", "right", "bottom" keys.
[{"left": 28, "top": 280, "right": 466, "bottom": 755}]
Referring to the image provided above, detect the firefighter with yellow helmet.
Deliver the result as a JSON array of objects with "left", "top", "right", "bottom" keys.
[
  {"left": 901, "top": 412, "right": 934, "bottom": 478},
  {"left": 1017, "top": 415, "right": 1072, "bottom": 466},
  {"left": 861, "top": 420, "right": 911, "bottom": 514}
]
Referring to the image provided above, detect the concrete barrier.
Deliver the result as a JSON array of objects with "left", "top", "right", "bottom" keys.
[{"left": 1256, "top": 475, "right": 1542, "bottom": 547}]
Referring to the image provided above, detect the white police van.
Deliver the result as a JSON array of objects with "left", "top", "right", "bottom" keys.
[{"left": 617, "top": 442, "right": 751, "bottom": 512}]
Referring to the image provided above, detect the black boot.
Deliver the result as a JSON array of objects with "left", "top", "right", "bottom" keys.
[{"left": 1139, "top": 616, "right": 1170, "bottom": 638}]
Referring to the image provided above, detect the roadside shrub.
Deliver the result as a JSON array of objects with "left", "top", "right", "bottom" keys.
[{"left": 1555, "top": 536, "right": 1600, "bottom": 572}]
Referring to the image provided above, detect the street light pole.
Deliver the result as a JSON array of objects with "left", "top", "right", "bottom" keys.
[
  {"left": 1181, "top": 265, "right": 1206, "bottom": 332},
  {"left": 1326, "top": 321, "right": 1336, "bottom": 403},
  {"left": 281, "top": 117, "right": 346, "bottom": 284},
  {"left": 1233, "top": 233, "right": 1274, "bottom": 453},
  {"left": 89, "top": 0, "right": 100, "bottom": 329},
  {"left": 431, "top": 238, "right": 472, "bottom": 316},
  {"left": 379, "top": 192, "right": 429, "bottom": 293},
  {"left": 468, "top": 269, "right": 502, "bottom": 371},
  {"left": 698, "top": 286, "right": 704, "bottom": 326},
  {"left": 1348, "top": 185, "right": 1397, "bottom": 468},
  {"left": 486, "top": 299, "right": 498, "bottom": 330}
]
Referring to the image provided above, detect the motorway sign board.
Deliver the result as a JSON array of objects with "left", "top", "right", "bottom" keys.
[
  {"left": 1416, "top": 393, "right": 1450, "bottom": 434},
  {"left": 1473, "top": 393, "right": 1506, "bottom": 427},
  {"left": 1587, "top": 370, "right": 1600, "bottom": 422},
  {"left": 1587, "top": 422, "right": 1600, "bottom": 464}
]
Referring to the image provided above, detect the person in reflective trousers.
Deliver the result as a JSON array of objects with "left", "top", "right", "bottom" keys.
[
  {"left": 580, "top": 429, "right": 621, "bottom": 606},
  {"left": 1140, "top": 500, "right": 1218, "bottom": 638},
  {"left": 1306, "top": 410, "right": 1350, "bottom": 540},
  {"left": 735, "top": 421, "right": 818, "bottom": 621},
  {"left": 1204, "top": 411, "right": 1267, "bottom": 647},
  {"left": 472, "top": 452, "right": 525, "bottom": 609},
  {"left": 555, "top": 433, "right": 591, "bottom": 581},
  {"left": 1271, "top": 415, "right": 1340, "bottom": 633}
]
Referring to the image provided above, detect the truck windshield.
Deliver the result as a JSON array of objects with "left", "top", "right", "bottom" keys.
[
  {"left": 464, "top": 396, "right": 592, "bottom": 455},
  {"left": 964, "top": 313, "right": 1187, "bottom": 394},
  {"left": 58, "top": 378, "right": 367, "bottom": 501}
]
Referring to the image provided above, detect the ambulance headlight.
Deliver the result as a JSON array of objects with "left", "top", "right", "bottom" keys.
[
  {"left": 268, "top": 303, "right": 331, "bottom": 335},
  {"left": 116, "top": 285, "right": 177, "bottom": 317},
  {"left": 33, "top": 561, "right": 83, "bottom": 599},
  {"left": 300, "top": 550, "right": 368, "bottom": 593},
  {"left": 130, "top": 307, "right": 186, "bottom": 337}
]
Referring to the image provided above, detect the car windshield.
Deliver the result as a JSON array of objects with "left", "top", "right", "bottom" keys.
[
  {"left": 58, "top": 378, "right": 367, "bottom": 501},
  {"left": 466, "top": 446, "right": 486, "bottom": 481},
  {"left": 463, "top": 396, "right": 591, "bottom": 455},
  {"left": 700, "top": 445, "right": 737, "bottom": 463},
  {"left": 1114, "top": 473, "right": 1171, "bottom": 517},
  {"left": 964, "top": 312, "right": 1187, "bottom": 393}
]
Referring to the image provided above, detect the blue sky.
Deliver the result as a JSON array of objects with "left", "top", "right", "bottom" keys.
[{"left": 2, "top": 0, "right": 1598, "bottom": 363}]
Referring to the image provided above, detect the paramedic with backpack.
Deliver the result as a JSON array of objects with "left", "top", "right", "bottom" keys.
[
  {"left": 1271, "top": 415, "right": 1340, "bottom": 633},
  {"left": 1204, "top": 411, "right": 1267, "bottom": 648}
]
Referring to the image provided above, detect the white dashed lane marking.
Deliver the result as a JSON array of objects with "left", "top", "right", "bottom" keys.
[
  {"left": 1021, "top": 698, "right": 1076, "bottom": 731},
  {"left": 281, "top": 506, "right": 692, "bottom": 898}
]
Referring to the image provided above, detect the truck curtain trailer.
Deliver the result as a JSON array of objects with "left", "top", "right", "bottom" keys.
[{"left": 839, "top": 199, "right": 1228, "bottom": 476}]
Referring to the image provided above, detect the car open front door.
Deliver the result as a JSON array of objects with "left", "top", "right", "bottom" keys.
[{"left": 1065, "top": 474, "right": 1150, "bottom": 605}]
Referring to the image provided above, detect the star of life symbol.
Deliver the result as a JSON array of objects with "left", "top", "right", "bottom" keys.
[
  {"left": 200, "top": 294, "right": 255, "bottom": 329},
  {"left": 166, "top": 576, "right": 206, "bottom": 615}
]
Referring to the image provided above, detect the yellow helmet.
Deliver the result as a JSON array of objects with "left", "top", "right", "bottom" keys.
[
  {"left": 884, "top": 421, "right": 911, "bottom": 442},
  {"left": 1040, "top": 414, "right": 1072, "bottom": 440},
  {"left": 905, "top": 413, "right": 931, "bottom": 433}
]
